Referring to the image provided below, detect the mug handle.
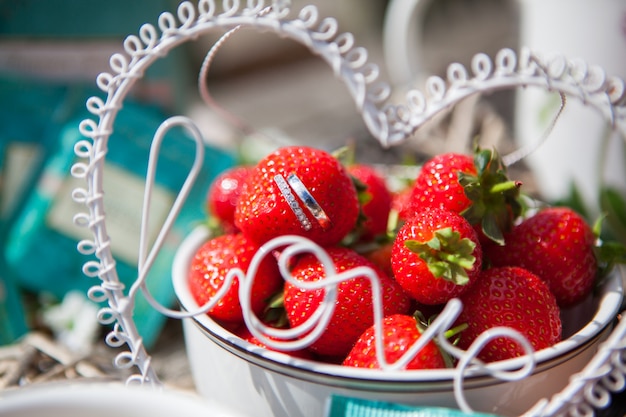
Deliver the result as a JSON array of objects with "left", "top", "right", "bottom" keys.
[{"left": 383, "top": 0, "right": 433, "bottom": 86}]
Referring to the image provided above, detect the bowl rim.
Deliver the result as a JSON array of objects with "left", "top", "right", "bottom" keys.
[
  {"left": 172, "top": 225, "right": 624, "bottom": 388},
  {"left": 0, "top": 380, "right": 214, "bottom": 416}
]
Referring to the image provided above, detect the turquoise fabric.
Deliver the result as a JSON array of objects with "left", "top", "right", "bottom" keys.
[
  {"left": 0, "top": 0, "right": 176, "bottom": 38},
  {"left": 3, "top": 83, "right": 234, "bottom": 347},
  {"left": 326, "top": 395, "right": 501, "bottom": 417},
  {"left": 0, "top": 256, "right": 27, "bottom": 345},
  {"left": 0, "top": 76, "right": 75, "bottom": 344}
]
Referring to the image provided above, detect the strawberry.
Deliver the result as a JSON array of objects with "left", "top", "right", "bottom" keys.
[
  {"left": 391, "top": 207, "right": 482, "bottom": 305},
  {"left": 283, "top": 247, "right": 411, "bottom": 358},
  {"left": 233, "top": 326, "right": 315, "bottom": 360},
  {"left": 188, "top": 233, "right": 283, "bottom": 324},
  {"left": 347, "top": 164, "right": 393, "bottom": 242},
  {"left": 406, "top": 149, "right": 522, "bottom": 245},
  {"left": 393, "top": 186, "right": 414, "bottom": 224},
  {"left": 206, "top": 166, "right": 253, "bottom": 233},
  {"left": 456, "top": 266, "right": 562, "bottom": 362},
  {"left": 457, "top": 148, "right": 522, "bottom": 245},
  {"left": 234, "top": 146, "right": 359, "bottom": 247},
  {"left": 484, "top": 207, "right": 598, "bottom": 307},
  {"left": 362, "top": 241, "right": 394, "bottom": 278},
  {"left": 407, "top": 152, "right": 476, "bottom": 216},
  {"left": 342, "top": 313, "right": 447, "bottom": 370}
]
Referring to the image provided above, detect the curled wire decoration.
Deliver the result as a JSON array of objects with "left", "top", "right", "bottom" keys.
[
  {"left": 237, "top": 234, "right": 537, "bottom": 415},
  {"left": 382, "top": 47, "right": 626, "bottom": 147},
  {"left": 70, "top": 0, "right": 626, "bottom": 413},
  {"left": 451, "top": 326, "right": 536, "bottom": 414},
  {"left": 71, "top": 0, "right": 396, "bottom": 386},
  {"left": 522, "top": 314, "right": 626, "bottom": 417}
]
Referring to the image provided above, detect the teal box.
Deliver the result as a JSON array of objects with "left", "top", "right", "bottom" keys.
[
  {"left": 0, "top": 257, "right": 26, "bottom": 344},
  {"left": 0, "top": 0, "right": 177, "bottom": 38},
  {"left": 0, "top": 0, "right": 212, "bottom": 347},
  {"left": 5, "top": 99, "right": 234, "bottom": 348},
  {"left": 0, "top": 76, "right": 86, "bottom": 344},
  {"left": 0, "top": 0, "right": 190, "bottom": 112},
  {"left": 326, "top": 395, "right": 500, "bottom": 417}
]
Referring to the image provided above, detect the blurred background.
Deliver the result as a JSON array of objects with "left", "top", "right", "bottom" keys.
[
  {"left": 0, "top": 0, "right": 624, "bottom": 394},
  {"left": 0, "top": 0, "right": 521, "bottom": 350}
]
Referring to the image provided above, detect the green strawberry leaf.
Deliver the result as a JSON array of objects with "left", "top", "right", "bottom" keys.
[
  {"left": 426, "top": 235, "right": 442, "bottom": 251},
  {"left": 413, "top": 310, "right": 466, "bottom": 369},
  {"left": 600, "top": 186, "right": 626, "bottom": 246},
  {"left": 597, "top": 241, "right": 626, "bottom": 265},
  {"left": 445, "top": 264, "right": 470, "bottom": 285},
  {"left": 552, "top": 185, "right": 626, "bottom": 283},
  {"left": 263, "top": 291, "right": 289, "bottom": 328},
  {"left": 413, "top": 310, "right": 429, "bottom": 333},
  {"left": 348, "top": 174, "right": 372, "bottom": 206},
  {"left": 341, "top": 175, "right": 372, "bottom": 246},
  {"left": 481, "top": 212, "right": 505, "bottom": 246},
  {"left": 474, "top": 148, "right": 492, "bottom": 173},
  {"left": 595, "top": 240, "right": 626, "bottom": 286},
  {"left": 404, "top": 227, "right": 476, "bottom": 286},
  {"left": 206, "top": 215, "right": 227, "bottom": 237},
  {"left": 459, "top": 145, "right": 522, "bottom": 245}
]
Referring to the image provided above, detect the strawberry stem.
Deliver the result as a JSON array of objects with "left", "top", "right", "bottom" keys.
[
  {"left": 444, "top": 323, "right": 468, "bottom": 340},
  {"left": 386, "top": 208, "right": 401, "bottom": 237},
  {"left": 490, "top": 180, "right": 522, "bottom": 194},
  {"left": 458, "top": 146, "right": 523, "bottom": 246},
  {"left": 413, "top": 311, "right": 468, "bottom": 369},
  {"left": 331, "top": 143, "right": 356, "bottom": 166}
]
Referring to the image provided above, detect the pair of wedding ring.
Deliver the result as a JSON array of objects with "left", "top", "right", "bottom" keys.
[{"left": 274, "top": 173, "right": 331, "bottom": 231}]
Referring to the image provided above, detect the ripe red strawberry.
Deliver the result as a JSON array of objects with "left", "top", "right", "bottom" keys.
[
  {"left": 391, "top": 207, "right": 482, "bottom": 305},
  {"left": 342, "top": 314, "right": 447, "bottom": 370},
  {"left": 393, "top": 186, "right": 414, "bottom": 224},
  {"left": 348, "top": 164, "right": 393, "bottom": 242},
  {"left": 206, "top": 166, "right": 253, "bottom": 233},
  {"left": 362, "top": 241, "right": 394, "bottom": 278},
  {"left": 234, "top": 146, "right": 359, "bottom": 247},
  {"left": 407, "top": 152, "right": 476, "bottom": 216},
  {"left": 406, "top": 149, "right": 522, "bottom": 245},
  {"left": 484, "top": 207, "right": 598, "bottom": 307},
  {"left": 456, "top": 266, "right": 562, "bottom": 362},
  {"left": 188, "top": 233, "right": 283, "bottom": 324},
  {"left": 283, "top": 247, "right": 411, "bottom": 358}
]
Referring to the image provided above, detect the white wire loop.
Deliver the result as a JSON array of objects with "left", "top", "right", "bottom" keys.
[{"left": 71, "top": 0, "right": 626, "bottom": 413}]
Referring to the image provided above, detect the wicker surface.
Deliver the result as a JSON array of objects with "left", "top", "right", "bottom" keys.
[{"left": 0, "top": 320, "right": 192, "bottom": 392}]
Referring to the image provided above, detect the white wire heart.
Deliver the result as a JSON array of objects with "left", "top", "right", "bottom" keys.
[{"left": 71, "top": 0, "right": 626, "bottom": 415}]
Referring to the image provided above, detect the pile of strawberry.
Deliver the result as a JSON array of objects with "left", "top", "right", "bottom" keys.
[{"left": 188, "top": 144, "right": 608, "bottom": 370}]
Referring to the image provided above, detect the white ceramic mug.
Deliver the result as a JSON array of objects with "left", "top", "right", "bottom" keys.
[
  {"left": 383, "top": 0, "right": 626, "bottom": 211},
  {"left": 515, "top": 0, "right": 626, "bottom": 210}
]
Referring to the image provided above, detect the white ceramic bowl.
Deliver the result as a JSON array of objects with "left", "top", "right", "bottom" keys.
[
  {"left": 0, "top": 381, "right": 217, "bottom": 417},
  {"left": 172, "top": 225, "right": 624, "bottom": 417}
]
